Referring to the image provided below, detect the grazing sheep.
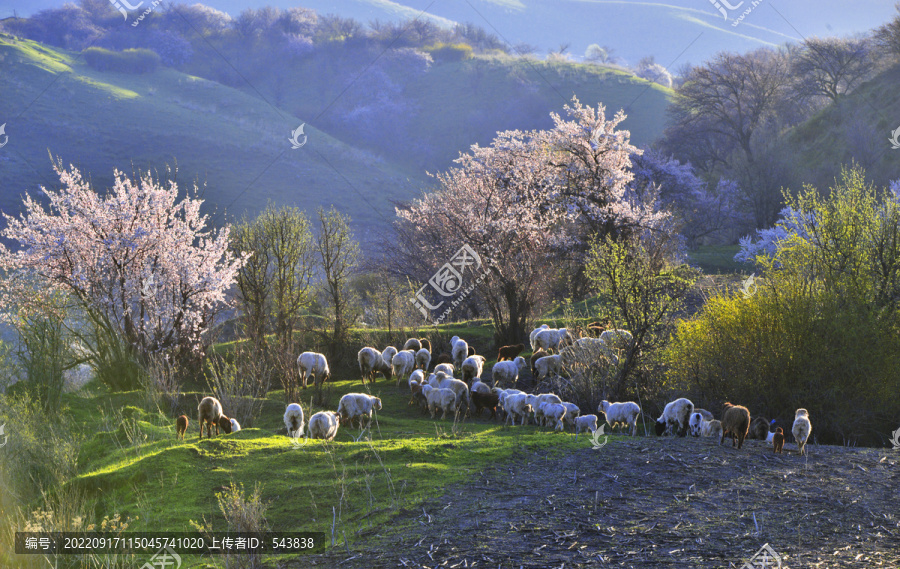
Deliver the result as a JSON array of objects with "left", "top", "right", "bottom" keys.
[
  {"left": 435, "top": 352, "right": 452, "bottom": 366},
  {"left": 528, "top": 393, "right": 563, "bottom": 426},
  {"left": 381, "top": 346, "right": 398, "bottom": 368},
  {"left": 175, "top": 415, "right": 188, "bottom": 440},
  {"left": 655, "top": 398, "right": 694, "bottom": 437},
  {"left": 297, "top": 351, "right": 330, "bottom": 389},
  {"left": 198, "top": 396, "right": 224, "bottom": 439},
  {"left": 694, "top": 409, "right": 714, "bottom": 421},
  {"left": 451, "top": 338, "right": 469, "bottom": 370},
  {"left": 701, "top": 418, "right": 723, "bottom": 439},
  {"left": 403, "top": 338, "right": 422, "bottom": 352},
  {"left": 503, "top": 393, "right": 533, "bottom": 426},
  {"left": 533, "top": 355, "right": 561, "bottom": 381},
  {"left": 218, "top": 416, "right": 233, "bottom": 434},
  {"left": 530, "top": 348, "right": 548, "bottom": 376},
  {"left": 409, "top": 369, "right": 425, "bottom": 388},
  {"left": 415, "top": 348, "right": 432, "bottom": 371},
  {"left": 284, "top": 403, "right": 305, "bottom": 438},
  {"left": 471, "top": 390, "right": 500, "bottom": 419},
  {"left": 492, "top": 357, "right": 526, "bottom": 387},
  {"left": 337, "top": 393, "right": 383, "bottom": 428},
  {"left": 358, "top": 347, "right": 384, "bottom": 383},
  {"left": 599, "top": 329, "right": 633, "bottom": 349},
  {"left": 308, "top": 411, "right": 341, "bottom": 441},
  {"left": 410, "top": 383, "right": 429, "bottom": 412},
  {"left": 392, "top": 350, "right": 417, "bottom": 387},
  {"left": 530, "top": 324, "right": 550, "bottom": 351},
  {"left": 541, "top": 403, "right": 567, "bottom": 431},
  {"left": 792, "top": 408, "right": 812, "bottom": 455},
  {"left": 689, "top": 413, "right": 706, "bottom": 437},
  {"left": 598, "top": 401, "right": 641, "bottom": 436},
  {"left": 534, "top": 328, "right": 570, "bottom": 353},
  {"left": 427, "top": 387, "right": 457, "bottom": 419},
  {"left": 428, "top": 372, "right": 470, "bottom": 411},
  {"left": 497, "top": 343, "right": 525, "bottom": 362},
  {"left": 561, "top": 402, "right": 581, "bottom": 430},
  {"left": 773, "top": 427, "right": 785, "bottom": 453},
  {"left": 420, "top": 338, "right": 432, "bottom": 352},
  {"left": 471, "top": 380, "right": 492, "bottom": 395},
  {"left": 230, "top": 418, "right": 241, "bottom": 433},
  {"left": 749, "top": 416, "right": 770, "bottom": 440},
  {"left": 720, "top": 402, "right": 751, "bottom": 449},
  {"left": 434, "top": 363, "right": 454, "bottom": 377},
  {"left": 574, "top": 414, "right": 599, "bottom": 439},
  {"left": 461, "top": 355, "right": 486, "bottom": 384}
]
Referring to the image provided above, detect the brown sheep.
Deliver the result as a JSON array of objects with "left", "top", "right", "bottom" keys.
[
  {"left": 748, "top": 416, "right": 769, "bottom": 439},
  {"left": 435, "top": 352, "right": 453, "bottom": 365},
  {"left": 175, "top": 415, "right": 188, "bottom": 440},
  {"left": 773, "top": 427, "right": 785, "bottom": 453},
  {"left": 198, "top": 396, "right": 223, "bottom": 439},
  {"left": 720, "top": 402, "right": 751, "bottom": 449},
  {"left": 530, "top": 348, "right": 548, "bottom": 376},
  {"left": 471, "top": 390, "right": 500, "bottom": 420},
  {"left": 497, "top": 343, "right": 525, "bottom": 362},
  {"left": 218, "top": 415, "right": 233, "bottom": 434},
  {"left": 420, "top": 338, "right": 431, "bottom": 352}
]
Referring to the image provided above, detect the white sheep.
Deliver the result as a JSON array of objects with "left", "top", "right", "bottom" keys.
[
  {"left": 428, "top": 372, "right": 470, "bottom": 411},
  {"left": 471, "top": 380, "right": 492, "bottom": 395},
  {"left": 297, "top": 351, "right": 330, "bottom": 389},
  {"left": 688, "top": 410, "right": 715, "bottom": 437},
  {"left": 284, "top": 403, "right": 305, "bottom": 438},
  {"left": 409, "top": 369, "right": 425, "bottom": 389},
  {"left": 337, "top": 393, "right": 383, "bottom": 428},
  {"left": 574, "top": 414, "right": 599, "bottom": 439},
  {"left": 229, "top": 418, "right": 241, "bottom": 433},
  {"left": 461, "top": 355, "right": 486, "bottom": 384},
  {"left": 358, "top": 347, "right": 384, "bottom": 383},
  {"left": 561, "top": 402, "right": 581, "bottom": 430},
  {"left": 598, "top": 401, "right": 641, "bottom": 436},
  {"left": 381, "top": 346, "right": 398, "bottom": 368},
  {"left": 491, "top": 356, "right": 526, "bottom": 387},
  {"left": 403, "top": 338, "right": 422, "bottom": 352},
  {"left": 700, "top": 418, "right": 723, "bottom": 439},
  {"left": 534, "top": 328, "right": 563, "bottom": 353},
  {"left": 541, "top": 402, "right": 567, "bottom": 431},
  {"left": 566, "top": 337, "right": 618, "bottom": 367},
  {"left": 599, "top": 329, "right": 633, "bottom": 349},
  {"left": 434, "top": 363, "right": 455, "bottom": 377},
  {"left": 427, "top": 387, "right": 457, "bottom": 419},
  {"left": 503, "top": 393, "right": 533, "bottom": 426},
  {"left": 530, "top": 324, "right": 550, "bottom": 351},
  {"left": 655, "top": 398, "right": 694, "bottom": 437},
  {"left": 392, "top": 350, "right": 417, "bottom": 387},
  {"left": 451, "top": 337, "right": 469, "bottom": 370},
  {"left": 308, "top": 411, "right": 340, "bottom": 440},
  {"left": 528, "top": 393, "right": 562, "bottom": 426},
  {"left": 793, "top": 408, "right": 812, "bottom": 455},
  {"left": 415, "top": 348, "right": 431, "bottom": 371},
  {"left": 533, "top": 355, "right": 561, "bottom": 381}
]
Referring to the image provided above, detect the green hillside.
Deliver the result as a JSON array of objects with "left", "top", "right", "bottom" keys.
[
  {"left": 0, "top": 35, "right": 418, "bottom": 238},
  {"left": 786, "top": 63, "right": 900, "bottom": 191}
]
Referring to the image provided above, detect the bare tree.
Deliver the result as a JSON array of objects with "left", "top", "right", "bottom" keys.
[
  {"left": 792, "top": 37, "right": 874, "bottom": 102},
  {"left": 874, "top": 3, "right": 900, "bottom": 58},
  {"left": 315, "top": 207, "right": 360, "bottom": 361}
]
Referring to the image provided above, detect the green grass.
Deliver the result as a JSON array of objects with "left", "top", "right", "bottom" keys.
[{"left": 688, "top": 245, "right": 745, "bottom": 275}]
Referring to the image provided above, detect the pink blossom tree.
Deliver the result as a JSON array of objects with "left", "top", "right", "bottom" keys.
[
  {"left": 0, "top": 160, "right": 246, "bottom": 367},
  {"left": 393, "top": 98, "right": 667, "bottom": 344}
]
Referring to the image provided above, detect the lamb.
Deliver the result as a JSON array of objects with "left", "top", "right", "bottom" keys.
[
  {"left": 599, "top": 329, "right": 633, "bottom": 349},
  {"left": 230, "top": 418, "right": 241, "bottom": 433},
  {"left": 218, "top": 415, "right": 234, "bottom": 434},
  {"left": 792, "top": 408, "right": 812, "bottom": 455},
  {"left": 358, "top": 347, "right": 384, "bottom": 383},
  {"left": 419, "top": 338, "right": 432, "bottom": 352},
  {"left": 283, "top": 403, "right": 305, "bottom": 438},
  {"left": 720, "top": 402, "right": 751, "bottom": 449},
  {"left": 574, "top": 414, "right": 599, "bottom": 439},
  {"left": 530, "top": 324, "right": 550, "bottom": 351},
  {"left": 175, "top": 415, "right": 188, "bottom": 440},
  {"left": 337, "top": 393, "right": 382, "bottom": 428},
  {"left": 530, "top": 348, "right": 548, "bottom": 376},
  {"left": 491, "top": 357, "right": 526, "bottom": 387},
  {"left": 541, "top": 403, "right": 567, "bottom": 431},
  {"left": 748, "top": 416, "right": 770, "bottom": 440},
  {"left": 392, "top": 350, "right": 417, "bottom": 387},
  {"left": 427, "top": 387, "right": 457, "bottom": 419},
  {"left": 655, "top": 398, "right": 694, "bottom": 437},
  {"left": 561, "top": 402, "right": 581, "bottom": 430},
  {"left": 533, "top": 355, "right": 561, "bottom": 381},
  {"left": 461, "top": 355, "right": 486, "bottom": 384},
  {"left": 700, "top": 418, "right": 723, "bottom": 439},
  {"left": 428, "top": 372, "right": 470, "bottom": 411},
  {"left": 297, "top": 351, "right": 330, "bottom": 389},
  {"left": 773, "top": 427, "right": 785, "bottom": 453},
  {"left": 528, "top": 393, "right": 562, "bottom": 426},
  {"left": 598, "top": 400, "right": 641, "bottom": 436},
  {"left": 689, "top": 413, "right": 705, "bottom": 437},
  {"left": 198, "top": 396, "right": 224, "bottom": 439},
  {"left": 451, "top": 337, "right": 469, "bottom": 370},
  {"left": 471, "top": 390, "right": 500, "bottom": 419},
  {"left": 308, "top": 411, "right": 341, "bottom": 440},
  {"left": 434, "top": 363, "right": 454, "bottom": 377},
  {"left": 403, "top": 338, "right": 422, "bottom": 352},
  {"left": 503, "top": 393, "right": 533, "bottom": 426},
  {"left": 415, "top": 348, "right": 432, "bottom": 371},
  {"left": 497, "top": 343, "right": 525, "bottom": 362}
]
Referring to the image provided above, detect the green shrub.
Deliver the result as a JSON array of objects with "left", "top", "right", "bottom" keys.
[
  {"left": 423, "top": 42, "right": 473, "bottom": 62},
  {"left": 83, "top": 47, "right": 160, "bottom": 74}
]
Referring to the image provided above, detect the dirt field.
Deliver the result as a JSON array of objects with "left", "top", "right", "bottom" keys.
[{"left": 297, "top": 435, "right": 900, "bottom": 568}]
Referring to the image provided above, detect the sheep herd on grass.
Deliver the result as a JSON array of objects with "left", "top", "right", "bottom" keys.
[{"left": 181, "top": 326, "right": 817, "bottom": 455}]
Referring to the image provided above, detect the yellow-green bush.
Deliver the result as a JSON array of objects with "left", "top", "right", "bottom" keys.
[{"left": 423, "top": 42, "right": 473, "bottom": 62}]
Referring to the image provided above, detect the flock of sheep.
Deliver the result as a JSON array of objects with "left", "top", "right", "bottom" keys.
[{"left": 178, "top": 323, "right": 814, "bottom": 455}]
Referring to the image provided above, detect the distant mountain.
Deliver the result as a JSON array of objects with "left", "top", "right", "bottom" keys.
[{"left": 6, "top": 0, "right": 892, "bottom": 66}]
